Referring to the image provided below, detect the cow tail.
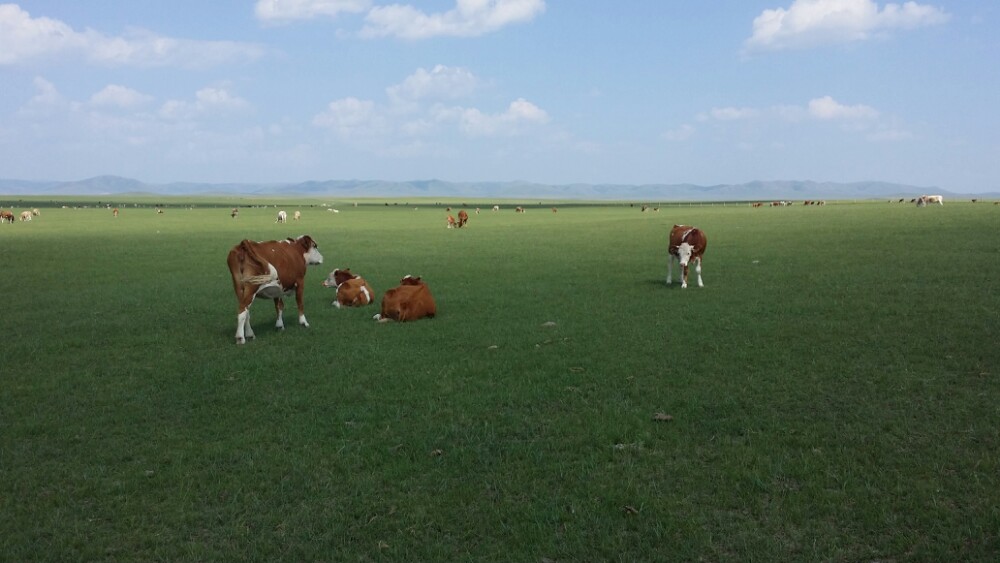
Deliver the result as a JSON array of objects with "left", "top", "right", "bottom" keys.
[{"left": 237, "top": 240, "right": 277, "bottom": 285}]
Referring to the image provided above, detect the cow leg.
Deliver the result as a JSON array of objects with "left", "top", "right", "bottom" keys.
[
  {"left": 274, "top": 298, "right": 285, "bottom": 329},
  {"left": 235, "top": 308, "right": 249, "bottom": 344},
  {"left": 666, "top": 256, "right": 674, "bottom": 285},
  {"left": 695, "top": 257, "right": 704, "bottom": 287},
  {"left": 681, "top": 264, "right": 688, "bottom": 289},
  {"left": 295, "top": 283, "right": 309, "bottom": 327}
]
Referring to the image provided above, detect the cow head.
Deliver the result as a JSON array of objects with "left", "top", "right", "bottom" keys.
[
  {"left": 399, "top": 275, "right": 423, "bottom": 286},
  {"left": 676, "top": 242, "right": 695, "bottom": 267},
  {"left": 322, "top": 268, "right": 356, "bottom": 288},
  {"left": 296, "top": 235, "right": 324, "bottom": 265}
]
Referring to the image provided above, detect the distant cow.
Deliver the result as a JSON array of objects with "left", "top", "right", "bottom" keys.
[
  {"left": 293, "top": 211, "right": 302, "bottom": 220},
  {"left": 231, "top": 208, "right": 239, "bottom": 219},
  {"left": 0, "top": 210, "right": 13, "bottom": 223},
  {"left": 19, "top": 211, "right": 32, "bottom": 221},
  {"left": 667, "top": 224, "right": 708, "bottom": 289},
  {"left": 916, "top": 195, "right": 944, "bottom": 207},
  {"left": 226, "top": 235, "right": 324, "bottom": 344},
  {"left": 492, "top": 205, "right": 500, "bottom": 211},
  {"left": 374, "top": 275, "right": 437, "bottom": 322},
  {"left": 447, "top": 214, "right": 456, "bottom": 228},
  {"left": 31, "top": 208, "right": 39, "bottom": 216},
  {"left": 113, "top": 208, "right": 119, "bottom": 217},
  {"left": 515, "top": 206, "right": 525, "bottom": 213},
  {"left": 457, "top": 210, "right": 469, "bottom": 227},
  {"left": 276, "top": 210, "right": 288, "bottom": 223},
  {"left": 321, "top": 268, "right": 375, "bottom": 308}
]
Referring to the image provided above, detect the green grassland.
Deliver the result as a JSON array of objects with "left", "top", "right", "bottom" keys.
[{"left": 1, "top": 200, "right": 998, "bottom": 562}]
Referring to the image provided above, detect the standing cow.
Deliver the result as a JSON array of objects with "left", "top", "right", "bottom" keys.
[
  {"left": 457, "top": 210, "right": 469, "bottom": 227},
  {"left": 231, "top": 208, "right": 239, "bottom": 219},
  {"left": 19, "top": 211, "right": 32, "bottom": 221},
  {"left": 226, "top": 235, "right": 324, "bottom": 344},
  {"left": 0, "top": 210, "right": 13, "bottom": 223},
  {"left": 276, "top": 210, "right": 288, "bottom": 223},
  {"left": 667, "top": 224, "right": 708, "bottom": 288}
]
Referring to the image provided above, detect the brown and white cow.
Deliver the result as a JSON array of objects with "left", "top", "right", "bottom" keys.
[
  {"left": 226, "top": 235, "right": 324, "bottom": 344},
  {"left": 446, "top": 214, "right": 456, "bottom": 228},
  {"left": 113, "top": 207, "right": 120, "bottom": 217},
  {"left": 667, "top": 224, "right": 707, "bottom": 288},
  {"left": 374, "top": 275, "right": 436, "bottom": 322},
  {"left": 321, "top": 268, "right": 375, "bottom": 308},
  {"left": 0, "top": 210, "right": 14, "bottom": 223},
  {"left": 916, "top": 194, "right": 944, "bottom": 207},
  {"left": 457, "top": 210, "right": 469, "bottom": 227},
  {"left": 231, "top": 207, "right": 239, "bottom": 218}
]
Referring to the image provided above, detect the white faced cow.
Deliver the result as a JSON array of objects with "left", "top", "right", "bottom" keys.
[
  {"left": 667, "top": 224, "right": 708, "bottom": 288},
  {"left": 321, "top": 268, "right": 375, "bottom": 308},
  {"left": 226, "top": 235, "right": 323, "bottom": 344}
]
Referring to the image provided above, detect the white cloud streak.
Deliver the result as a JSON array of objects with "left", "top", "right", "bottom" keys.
[
  {"left": 0, "top": 3, "right": 265, "bottom": 67},
  {"left": 745, "top": 0, "right": 949, "bottom": 52},
  {"left": 361, "top": 0, "right": 546, "bottom": 39},
  {"left": 254, "top": 0, "right": 371, "bottom": 22}
]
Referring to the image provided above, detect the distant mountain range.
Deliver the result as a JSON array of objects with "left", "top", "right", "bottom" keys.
[{"left": 0, "top": 175, "right": 993, "bottom": 201}]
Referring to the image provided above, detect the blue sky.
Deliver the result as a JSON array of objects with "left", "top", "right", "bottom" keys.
[{"left": 1, "top": 1, "right": 997, "bottom": 192}]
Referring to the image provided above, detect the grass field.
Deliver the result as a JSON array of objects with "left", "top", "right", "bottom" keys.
[{"left": 1, "top": 199, "right": 998, "bottom": 562}]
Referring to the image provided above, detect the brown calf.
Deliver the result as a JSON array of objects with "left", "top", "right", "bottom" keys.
[
  {"left": 321, "top": 268, "right": 375, "bottom": 308},
  {"left": 374, "top": 275, "right": 436, "bottom": 322}
]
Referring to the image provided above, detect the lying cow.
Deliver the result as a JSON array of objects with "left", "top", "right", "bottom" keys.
[
  {"left": 321, "top": 268, "right": 375, "bottom": 308},
  {"left": 667, "top": 224, "right": 708, "bottom": 288},
  {"left": 374, "top": 275, "right": 436, "bottom": 322},
  {"left": 226, "top": 235, "right": 324, "bottom": 343}
]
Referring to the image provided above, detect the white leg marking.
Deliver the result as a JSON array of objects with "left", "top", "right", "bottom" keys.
[
  {"left": 696, "top": 258, "right": 704, "bottom": 287},
  {"left": 666, "top": 256, "right": 673, "bottom": 285},
  {"left": 275, "top": 314, "right": 284, "bottom": 330},
  {"left": 361, "top": 286, "right": 371, "bottom": 304},
  {"left": 299, "top": 314, "right": 309, "bottom": 327}
]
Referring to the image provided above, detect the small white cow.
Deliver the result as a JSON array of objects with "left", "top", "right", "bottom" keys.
[
  {"left": 293, "top": 211, "right": 302, "bottom": 220},
  {"left": 276, "top": 210, "right": 288, "bottom": 223}
]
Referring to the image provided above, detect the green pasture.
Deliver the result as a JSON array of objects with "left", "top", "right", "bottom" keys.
[{"left": 1, "top": 199, "right": 997, "bottom": 562}]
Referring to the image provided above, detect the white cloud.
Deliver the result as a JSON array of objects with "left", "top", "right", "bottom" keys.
[
  {"left": 663, "top": 124, "right": 695, "bottom": 142},
  {"left": 312, "top": 97, "right": 389, "bottom": 141},
  {"left": 386, "top": 65, "right": 480, "bottom": 104},
  {"left": 807, "top": 95, "right": 879, "bottom": 120},
  {"left": 361, "top": 0, "right": 546, "bottom": 39},
  {"left": 89, "top": 85, "right": 154, "bottom": 109},
  {"left": 159, "top": 88, "right": 252, "bottom": 120},
  {"left": 454, "top": 98, "right": 549, "bottom": 136},
  {"left": 0, "top": 4, "right": 265, "bottom": 67},
  {"left": 745, "top": 0, "right": 950, "bottom": 52},
  {"left": 254, "top": 0, "right": 371, "bottom": 22}
]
